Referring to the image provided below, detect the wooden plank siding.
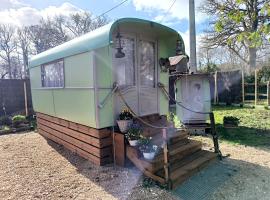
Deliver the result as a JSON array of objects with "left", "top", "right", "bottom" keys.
[{"left": 36, "top": 112, "right": 113, "bottom": 166}]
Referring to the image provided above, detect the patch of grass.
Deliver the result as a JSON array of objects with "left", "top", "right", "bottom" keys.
[{"left": 213, "top": 106, "right": 270, "bottom": 147}]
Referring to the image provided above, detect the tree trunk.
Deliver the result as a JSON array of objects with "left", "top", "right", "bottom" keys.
[
  {"left": 23, "top": 48, "right": 29, "bottom": 78},
  {"left": 248, "top": 47, "right": 257, "bottom": 73},
  {"left": 7, "top": 56, "right": 12, "bottom": 79}
]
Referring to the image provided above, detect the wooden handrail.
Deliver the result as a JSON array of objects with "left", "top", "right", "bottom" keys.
[{"left": 163, "top": 128, "right": 171, "bottom": 189}]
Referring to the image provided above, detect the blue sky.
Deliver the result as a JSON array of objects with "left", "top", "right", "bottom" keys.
[{"left": 1, "top": 0, "right": 209, "bottom": 53}]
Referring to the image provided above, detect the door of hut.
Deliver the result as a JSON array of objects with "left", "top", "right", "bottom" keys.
[{"left": 113, "top": 35, "right": 158, "bottom": 117}]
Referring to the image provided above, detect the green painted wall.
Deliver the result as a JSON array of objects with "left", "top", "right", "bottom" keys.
[
  {"left": 30, "top": 51, "right": 97, "bottom": 128},
  {"left": 95, "top": 46, "right": 114, "bottom": 128},
  {"left": 65, "top": 52, "right": 94, "bottom": 87},
  {"left": 158, "top": 37, "right": 176, "bottom": 116}
]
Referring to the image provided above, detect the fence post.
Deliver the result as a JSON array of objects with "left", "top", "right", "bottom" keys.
[
  {"left": 255, "top": 69, "right": 258, "bottom": 106},
  {"left": 214, "top": 71, "right": 218, "bottom": 104},
  {"left": 23, "top": 80, "right": 28, "bottom": 116},
  {"left": 242, "top": 70, "right": 245, "bottom": 105},
  {"left": 267, "top": 81, "right": 270, "bottom": 107}
]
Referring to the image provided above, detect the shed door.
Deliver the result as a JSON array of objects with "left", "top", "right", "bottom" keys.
[
  {"left": 138, "top": 39, "right": 158, "bottom": 116},
  {"left": 113, "top": 36, "right": 139, "bottom": 115},
  {"left": 113, "top": 36, "right": 158, "bottom": 117},
  {"left": 178, "top": 76, "right": 210, "bottom": 123}
]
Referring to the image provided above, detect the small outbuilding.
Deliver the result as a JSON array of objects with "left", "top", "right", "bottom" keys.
[
  {"left": 29, "top": 18, "right": 219, "bottom": 189},
  {"left": 29, "top": 18, "right": 185, "bottom": 165}
]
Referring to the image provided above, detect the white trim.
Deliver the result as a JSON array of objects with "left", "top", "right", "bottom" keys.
[
  {"left": 32, "top": 87, "right": 94, "bottom": 90},
  {"left": 93, "top": 51, "right": 100, "bottom": 129}
]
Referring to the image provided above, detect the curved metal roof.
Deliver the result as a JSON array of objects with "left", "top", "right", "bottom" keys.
[{"left": 29, "top": 18, "right": 183, "bottom": 68}]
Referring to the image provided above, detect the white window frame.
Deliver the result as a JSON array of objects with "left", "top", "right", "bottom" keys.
[{"left": 41, "top": 59, "right": 65, "bottom": 88}]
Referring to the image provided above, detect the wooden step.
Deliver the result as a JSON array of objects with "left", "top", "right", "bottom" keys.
[
  {"left": 126, "top": 140, "right": 202, "bottom": 173},
  {"left": 159, "top": 150, "right": 217, "bottom": 189},
  {"left": 151, "top": 130, "right": 189, "bottom": 146}
]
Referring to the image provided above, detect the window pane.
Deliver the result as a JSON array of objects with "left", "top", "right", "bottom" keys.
[
  {"left": 139, "top": 41, "right": 155, "bottom": 87},
  {"left": 113, "top": 37, "right": 135, "bottom": 86},
  {"left": 41, "top": 60, "right": 64, "bottom": 87}
]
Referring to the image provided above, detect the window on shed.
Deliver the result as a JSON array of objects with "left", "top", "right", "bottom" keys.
[
  {"left": 112, "top": 36, "right": 135, "bottom": 86},
  {"left": 41, "top": 60, "right": 64, "bottom": 88}
]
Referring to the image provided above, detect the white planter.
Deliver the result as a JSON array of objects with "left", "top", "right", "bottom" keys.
[
  {"left": 143, "top": 152, "right": 155, "bottom": 160},
  {"left": 129, "top": 140, "right": 138, "bottom": 146},
  {"left": 117, "top": 120, "right": 133, "bottom": 133}
]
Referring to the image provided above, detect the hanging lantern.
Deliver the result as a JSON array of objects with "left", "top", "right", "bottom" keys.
[
  {"left": 176, "top": 39, "right": 183, "bottom": 55},
  {"left": 115, "top": 32, "right": 125, "bottom": 58}
]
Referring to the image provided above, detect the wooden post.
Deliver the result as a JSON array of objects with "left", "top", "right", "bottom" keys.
[
  {"left": 163, "top": 128, "right": 171, "bottom": 189},
  {"left": 267, "top": 81, "right": 270, "bottom": 107},
  {"left": 242, "top": 70, "right": 245, "bottom": 105},
  {"left": 214, "top": 71, "right": 218, "bottom": 104},
  {"left": 255, "top": 69, "right": 258, "bottom": 106},
  {"left": 23, "top": 80, "right": 28, "bottom": 116},
  {"left": 209, "top": 112, "right": 221, "bottom": 158},
  {"left": 113, "top": 132, "right": 126, "bottom": 167}
]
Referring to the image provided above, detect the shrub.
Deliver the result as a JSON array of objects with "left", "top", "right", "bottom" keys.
[
  {"left": 0, "top": 116, "right": 12, "bottom": 126},
  {"left": 223, "top": 116, "right": 240, "bottom": 126},
  {"left": 12, "top": 115, "right": 26, "bottom": 127}
]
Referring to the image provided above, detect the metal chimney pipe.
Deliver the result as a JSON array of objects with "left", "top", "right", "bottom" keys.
[{"left": 189, "top": 0, "right": 197, "bottom": 72}]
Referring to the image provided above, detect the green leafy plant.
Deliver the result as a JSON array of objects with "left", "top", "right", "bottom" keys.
[
  {"left": 138, "top": 137, "right": 158, "bottom": 153},
  {"left": 126, "top": 123, "right": 142, "bottom": 141},
  {"left": 1, "top": 126, "right": 10, "bottom": 131},
  {"left": 223, "top": 116, "right": 240, "bottom": 126},
  {"left": 12, "top": 115, "right": 26, "bottom": 128},
  {"left": 119, "top": 109, "right": 133, "bottom": 120}
]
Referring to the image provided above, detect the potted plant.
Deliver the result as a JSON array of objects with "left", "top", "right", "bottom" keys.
[
  {"left": 117, "top": 109, "right": 133, "bottom": 133},
  {"left": 126, "top": 123, "right": 142, "bottom": 146},
  {"left": 223, "top": 116, "right": 240, "bottom": 128},
  {"left": 138, "top": 137, "right": 158, "bottom": 160}
]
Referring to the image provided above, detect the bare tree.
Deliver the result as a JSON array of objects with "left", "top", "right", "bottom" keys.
[
  {"left": 0, "top": 24, "right": 17, "bottom": 79},
  {"left": 200, "top": 0, "right": 270, "bottom": 72},
  {"left": 17, "top": 26, "right": 32, "bottom": 77},
  {"left": 65, "top": 12, "right": 109, "bottom": 37},
  {"left": 28, "top": 17, "right": 69, "bottom": 53}
]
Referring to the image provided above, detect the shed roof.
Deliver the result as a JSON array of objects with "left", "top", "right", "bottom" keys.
[{"left": 29, "top": 18, "right": 182, "bottom": 68}]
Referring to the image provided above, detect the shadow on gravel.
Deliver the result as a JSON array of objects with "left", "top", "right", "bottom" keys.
[
  {"left": 46, "top": 139, "right": 144, "bottom": 200},
  {"left": 45, "top": 138, "right": 270, "bottom": 200}
]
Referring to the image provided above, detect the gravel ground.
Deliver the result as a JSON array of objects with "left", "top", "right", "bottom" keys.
[
  {"left": 197, "top": 137, "right": 270, "bottom": 200},
  {"left": 0, "top": 131, "right": 270, "bottom": 200}
]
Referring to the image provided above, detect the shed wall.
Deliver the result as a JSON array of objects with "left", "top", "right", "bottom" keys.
[
  {"left": 30, "top": 51, "right": 97, "bottom": 128},
  {"left": 95, "top": 46, "right": 114, "bottom": 129}
]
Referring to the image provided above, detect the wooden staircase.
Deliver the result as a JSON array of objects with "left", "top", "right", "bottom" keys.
[{"left": 126, "top": 115, "right": 218, "bottom": 189}]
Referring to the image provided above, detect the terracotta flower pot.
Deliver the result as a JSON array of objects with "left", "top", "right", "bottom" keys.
[{"left": 117, "top": 120, "right": 132, "bottom": 133}]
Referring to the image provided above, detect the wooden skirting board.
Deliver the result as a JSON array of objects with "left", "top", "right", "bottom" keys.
[{"left": 36, "top": 113, "right": 112, "bottom": 166}]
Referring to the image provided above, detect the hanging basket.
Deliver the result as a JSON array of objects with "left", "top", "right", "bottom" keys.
[{"left": 117, "top": 120, "right": 133, "bottom": 133}]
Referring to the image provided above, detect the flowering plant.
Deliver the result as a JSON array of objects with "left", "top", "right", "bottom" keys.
[
  {"left": 119, "top": 108, "right": 133, "bottom": 120},
  {"left": 126, "top": 123, "right": 142, "bottom": 141}
]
